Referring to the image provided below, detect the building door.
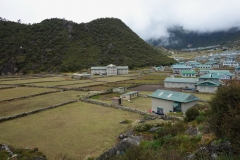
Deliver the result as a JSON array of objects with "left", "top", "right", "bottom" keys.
[
  {"left": 157, "top": 107, "right": 164, "bottom": 115},
  {"left": 173, "top": 102, "right": 181, "bottom": 112}
]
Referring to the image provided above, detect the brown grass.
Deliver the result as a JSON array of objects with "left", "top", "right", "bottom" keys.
[
  {"left": 0, "top": 87, "right": 58, "bottom": 101},
  {"left": 0, "top": 91, "right": 85, "bottom": 117},
  {"left": 59, "top": 82, "right": 106, "bottom": 89},
  {"left": 26, "top": 80, "right": 92, "bottom": 87},
  {"left": 0, "top": 77, "right": 66, "bottom": 85},
  {"left": 0, "top": 102, "right": 143, "bottom": 159}
]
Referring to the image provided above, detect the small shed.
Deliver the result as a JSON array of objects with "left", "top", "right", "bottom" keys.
[
  {"left": 112, "top": 97, "right": 122, "bottom": 106},
  {"left": 120, "top": 91, "right": 139, "bottom": 100},
  {"left": 112, "top": 87, "right": 126, "bottom": 93}
]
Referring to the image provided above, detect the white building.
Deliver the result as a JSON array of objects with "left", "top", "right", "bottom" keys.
[{"left": 91, "top": 64, "right": 128, "bottom": 75}]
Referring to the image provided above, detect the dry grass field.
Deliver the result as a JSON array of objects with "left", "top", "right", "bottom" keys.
[
  {"left": 59, "top": 82, "right": 106, "bottom": 89},
  {"left": 0, "top": 87, "right": 58, "bottom": 101},
  {"left": 0, "top": 91, "right": 85, "bottom": 117},
  {"left": 124, "top": 79, "right": 161, "bottom": 84},
  {"left": 0, "top": 77, "right": 67, "bottom": 85},
  {"left": 0, "top": 102, "right": 143, "bottom": 159},
  {"left": 95, "top": 76, "right": 133, "bottom": 82},
  {"left": 122, "top": 97, "right": 152, "bottom": 112},
  {"left": 25, "top": 79, "right": 93, "bottom": 87}
]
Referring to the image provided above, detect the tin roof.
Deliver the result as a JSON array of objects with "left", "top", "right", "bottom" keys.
[
  {"left": 91, "top": 67, "right": 106, "bottom": 70},
  {"left": 181, "top": 70, "right": 196, "bottom": 74},
  {"left": 149, "top": 89, "right": 199, "bottom": 103},
  {"left": 117, "top": 66, "right": 129, "bottom": 69},
  {"left": 172, "top": 65, "right": 192, "bottom": 69},
  {"left": 164, "top": 77, "right": 199, "bottom": 83},
  {"left": 196, "top": 80, "right": 220, "bottom": 86}
]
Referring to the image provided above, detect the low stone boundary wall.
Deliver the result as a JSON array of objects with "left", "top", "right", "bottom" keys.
[
  {"left": 0, "top": 100, "right": 78, "bottom": 123},
  {"left": 0, "top": 90, "right": 60, "bottom": 103},
  {"left": 81, "top": 98, "right": 158, "bottom": 118},
  {"left": 0, "top": 86, "right": 16, "bottom": 90}
]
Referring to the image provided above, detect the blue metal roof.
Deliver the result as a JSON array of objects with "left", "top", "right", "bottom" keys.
[{"left": 149, "top": 89, "right": 199, "bottom": 103}]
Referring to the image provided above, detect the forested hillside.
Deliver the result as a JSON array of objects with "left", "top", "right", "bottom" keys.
[{"left": 0, "top": 18, "right": 175, "bottom": 75}]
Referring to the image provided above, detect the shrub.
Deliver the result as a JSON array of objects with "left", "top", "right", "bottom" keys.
[
  {"left": 196, "top": 115, "right": 205, "bottom": 123},
  {"left": 154, "top": 121, "right": 186, "bottom": 139},
  {"left": 208, "top": 81, "right": 240, "bottom": 145},
  {"left": 133, "top": 119, "right": 167, "bottom": 132},
  {"left": 185, "top": 106, "right": 199, "bottom": 122}
]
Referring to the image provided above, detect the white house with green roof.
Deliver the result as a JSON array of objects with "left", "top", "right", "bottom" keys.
[
  {"left": 199, "top": 73, "right": 220, "bottom": 83},
  {"left": 180, "top": 70, "right": 196, "bottom": 77},
  {"left": 91, "top": 64, "right": 128, "bottom": 75},
  {"left": 164, "top": 77, "right": 198, "bottom": 89},
  {"left": 171, "top": 65, "right": 192, "bottom": 74},
  {"left": 196, "top": 80, "right": 220, "bottom": 93},
  {"left": 149, "top": 89, "right": 199, "bottom": 114},
  {"left": 195, "top": 64, "right": 212, "bottom": 69}
]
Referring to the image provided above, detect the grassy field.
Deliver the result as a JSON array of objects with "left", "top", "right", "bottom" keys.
[
  {"left": 0, "top": 85, "right": 15, "bottom": 88},
  {"left": 0, "top": 91, "right": 85, "bottom": 117},
  {"left": 25, "top": 80, "right": 93, "bottom": 87},
  {"left": 124, "top": 79, "right": 161, "bottom": 84},
  {"left": 0, "top": 102, "right": 143, "bottom": 159},
  {"left": 0, "top": 87, "right": 58, "bottom": 101},
  {"left": 122, "top": 97, "right": 152, "bottom": 112},
  {"left": 0, "top": 77, "right": 68, "bottom": 85},
  {"left": 59, "top": 82, "right": 106, "bottom": 89},
  {"left": 95, "top": 76, "right": 133, "bottom": 82}
]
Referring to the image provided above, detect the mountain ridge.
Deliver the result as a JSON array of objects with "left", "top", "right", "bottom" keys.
[{"left": 147, "top": 26, "right": 240, "bottom": 49}]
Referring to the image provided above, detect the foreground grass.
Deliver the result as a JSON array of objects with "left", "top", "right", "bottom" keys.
[
  {"left": 0, "top": 91, "right": 85, "bottom": 117},
  {"left": 0, "top": 102, "right": 143, "bottom": 159},
  {"left": 0, "top": 87, "right": 58, "bottom": 101}
]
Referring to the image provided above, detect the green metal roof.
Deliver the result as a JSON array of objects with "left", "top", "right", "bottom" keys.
[
  {"left": 164, "top": 77, "right": 199, "bottom": 83},
  {"left": 149, "top": 89, "right": 199, "bottom": 103},
  {"left": 199, "top": 73, "right": 220, "bottom": 79},
  {"left": 195, "top": 65, "right": 212, "bottom": 68},
  {"left": 91, "top": 67, "right": 106, "bottom": 70},
  {"left": 181, "top": 70, "right": 196, "bottom": 74},
  {"left": 172, "top": 65, "right": 192, "bottom": 69},
  {"left": 117, "top": 66, "right": 129, "bottom": 69},
  {"left": 196, "top": 80, "right": 220, "bottom": 86}
]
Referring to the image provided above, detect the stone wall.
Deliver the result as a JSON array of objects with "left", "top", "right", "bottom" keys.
[
  {"left": 0, "top": 90, "right": 60, "bottom": 103},
  {"left": 0, "top": 100, "right": 78, "bottom": 123}
]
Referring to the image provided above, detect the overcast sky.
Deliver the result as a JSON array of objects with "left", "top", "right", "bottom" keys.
[{"left": 1, "top": 0, "right": 240, "bottom": 40}]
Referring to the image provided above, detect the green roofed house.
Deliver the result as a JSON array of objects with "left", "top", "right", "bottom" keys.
[
  {"left": 164, "top": 77, "right": 198, "bottom": 89},
  {"left": 181, "top": 70, "right": 196, "bottom": 77},
  {"left": 149, "top": 89, "right": 199, "bottom": 115},
  {"left": 171, "top": 65, "right": 192, "bottom": 74},
  {"left": 196, "top": 80, "right": 220, "bottom": 93}
]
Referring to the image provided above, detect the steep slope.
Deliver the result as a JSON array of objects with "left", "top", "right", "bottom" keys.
[
  {"left": 147, "top": 26, "right": 240, "bottom": 49},
  {"left": 0, "top": 18, "right": 175, "bottom": 75}
]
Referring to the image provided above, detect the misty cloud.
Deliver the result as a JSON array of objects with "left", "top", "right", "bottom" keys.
[{"left": 1, "top": 0, "right": 240, "bottom": 40}]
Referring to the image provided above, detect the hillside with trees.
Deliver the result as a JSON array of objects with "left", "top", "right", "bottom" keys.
[{"left": 0, "top": 18, "right": 175, "bottom": 75}]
